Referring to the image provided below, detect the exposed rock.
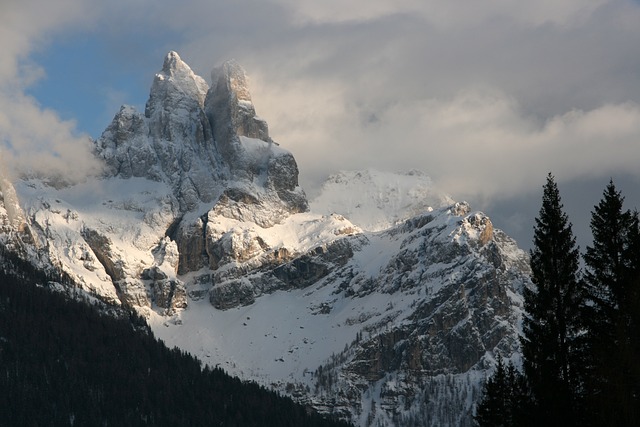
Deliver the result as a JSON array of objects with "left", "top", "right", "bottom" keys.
[
  {"left": 211, "top": 184, "right": 307, "bottom": 227},
  {"left": 153, "top": 279, "right": 187, "bottom": 312},
  {"left": 175, "top": 216, "right": 208, "bottom": 275},
  {"left": 81, "top": 228, "right": 127, "bottom": 282},
  {"left": 80, "top": 227, "right": 150, "bottom": 308},
  {"left": 141, "top": 265, "right": 168, "bottom": 281},
  {"left": 451, "top": 201, "right": 471, "bottom": 217},
  {"left": 473, "top": 215, "right": 494, "bottom": 246},
  {"left": 116, "top": 279, "right": 150, "bottom": 308},
  {"left": 96, "top": 106, "right": 159, "bottom": 180},
  {"left": 272, "top": 239, "right": 357, "bottom": 289},
  {"left": 209, "top": 279, "right": 256, "bottom": 310},
  {"left": 206, "top": 60, "right": 270, "bottom": 169},
  {"left": 206, "top": 226, "right": 269, "bottom": 269}
]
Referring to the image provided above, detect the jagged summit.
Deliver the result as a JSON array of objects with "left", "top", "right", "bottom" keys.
[
  {"left": 206, "top": 59, "right": 271, "bottom": 171},
  {"left": 162, "top": 51, "right": 188, "bottom": 73},
  {"left": 211, "top": 59, "right": 253, "bottom": 104},
  {"left": 146, "top": 50, "right": 209, "bottom": 115},
  {"left": 96, "top": 51, "right": 307, "bottom": 219}
]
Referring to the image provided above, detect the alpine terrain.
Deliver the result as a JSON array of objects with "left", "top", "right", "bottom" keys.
[{"left": 0, "top": 51, "right": 531, "bottom": 426}]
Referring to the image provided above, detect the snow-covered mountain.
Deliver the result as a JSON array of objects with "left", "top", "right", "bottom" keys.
[
  {"left": 311, "top": 169, "right": 454, "bottom": 232},
  {"left": 0, "top": 52, "right": 531, "bottom": 426}
]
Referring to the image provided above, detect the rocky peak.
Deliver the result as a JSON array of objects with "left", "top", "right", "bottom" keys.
[
  {"left": 97, "top": 52, "right": 306, "bottom": 218},
  {"left": 206, "top": 60, "right": 270, "bottom": 167},
  {"left": 201, "top": 59, "right": 307, "bottom": 224},
  {"left": 0, "top": 174, "right": 27, "bottom": 233},
  {"left": 146, "top": 51, "right": 209, "bottom": 116},
  {"left": 212, "top": 60, "right": 253, "bottom": 104},
  {"left": 95, "top": 52, "right": 308, "bottom": 279}
]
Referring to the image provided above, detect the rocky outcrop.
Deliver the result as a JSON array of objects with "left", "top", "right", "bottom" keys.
[
  {"left": 81, "top": 228, "right": 127, "bottom": 282},
  {"left": 209, "top": 279, "right": 256, "bottom": 310},
  {"left": 81, "top": 227, "right": 149, "bottom": 308},
  {"left": 206, "top": 60, "right": 270, "bottom": 168},
  {"left": 1, "top": 177, "right": 23, "bottom": 230},
  {"left": 272, "top": 239, "right": 358, "bottom": 289},
  {"left": 175, "top": 216, "right": 208, "bottom": 275},
  {"left": 152, "top": 279, "right": 187, "bottom": 312}
]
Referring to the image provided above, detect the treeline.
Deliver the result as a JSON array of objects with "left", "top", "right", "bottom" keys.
[
  {"left": 476, "top": 175, "right": 640, "bottom": 427},
  {"left": 0, "top": 250, "right": 352, "bottom": 427}
]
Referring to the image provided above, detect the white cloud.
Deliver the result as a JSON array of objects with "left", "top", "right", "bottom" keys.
[
  {"left": 249, "top": 77, "right": 640, "bottom": 200},
  {"left": 0, "top": 0, "right": 102, "bottom": 182},
  {"left": 0, "top": 91, "right": 102, "bottom": 183}
]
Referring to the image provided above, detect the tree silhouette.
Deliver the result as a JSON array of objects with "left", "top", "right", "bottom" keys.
[
  {"left": 582, "top": 180, "right": 640, "bottom": 425},
  {"left": 521, "top": 173, "right": 583, "bottom": 426}
]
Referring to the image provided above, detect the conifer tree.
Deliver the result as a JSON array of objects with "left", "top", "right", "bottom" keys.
[
  {"left": 475, "top": 356, "right": 529, "bottom": 427},
  {"left": 582, "top": 181, "right": 640, "bottom": 425},
  {"left": 521, "top": 173, "right": 582, "bottom": 426},
  {"left": 475, "top": 356, "right": 509, "bottom": 427}
]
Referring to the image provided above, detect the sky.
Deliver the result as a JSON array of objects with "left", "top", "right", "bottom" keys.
[{"left": 1, "top": 0, "right": 640, "bottom": 250}]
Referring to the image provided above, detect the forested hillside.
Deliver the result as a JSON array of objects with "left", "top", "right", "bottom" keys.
[{"left": 0, "top": 248, "right": 351, "bottom": 427}]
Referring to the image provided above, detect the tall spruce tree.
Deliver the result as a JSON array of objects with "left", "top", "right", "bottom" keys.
[
  {"left": 582, "top": 180, "right": 640, "bottom": 425},
  {"left": 522, "top": 173, "right": 582, "bottom": 426}
]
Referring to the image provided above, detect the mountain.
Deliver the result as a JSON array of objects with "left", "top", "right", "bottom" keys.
[
  {"left": 311, "top": 169, "right": 454, "bottom": 232},
  {"left": 0, "top": 51, "right": 531, "bottom": 426}
]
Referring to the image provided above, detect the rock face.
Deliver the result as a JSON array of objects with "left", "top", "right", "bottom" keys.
[
  {"left": 207, "top": 60, "right": 270, "bottom": 168},
  {"left": 4, "top": 52, "right": 532, "bottom": 427},
  {"left": 0, "top": 175, "right": 27, "bottom": 234}
]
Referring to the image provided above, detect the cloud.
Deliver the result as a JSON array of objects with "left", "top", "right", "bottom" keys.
[
  {"left": 0, "top": 0, "right": 104, "bottom": 182},
  {"left": 271, "top": 0, "right": 609, "bottom": 27},
  {"left": 0, "top": 91, "right": 102, "bottom": 183},
  {"left": 207, "top": 0, "right": 640, "bottom": 199},
  {"left": 249, "top": 79, "right": 640, "bottom": 199}
]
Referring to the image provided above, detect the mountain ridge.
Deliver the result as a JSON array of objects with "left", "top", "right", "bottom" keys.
[{"left": 1, "top": 51, "right": 531, "bottom": 426}]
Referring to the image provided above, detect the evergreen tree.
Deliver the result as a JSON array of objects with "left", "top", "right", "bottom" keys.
[
  {"left": 475, "top": 356, "right": 529, "bottom": 427},
  {"left": 521, "top": 173, "right": 582, "bottom": 426},
  {"left": 582, "top": 181, "right": 640, "bottom": 425}
]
